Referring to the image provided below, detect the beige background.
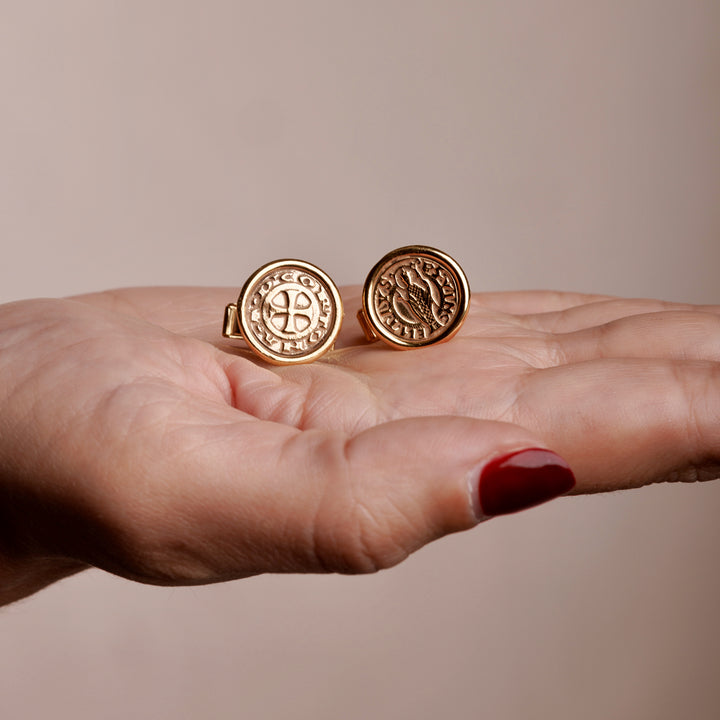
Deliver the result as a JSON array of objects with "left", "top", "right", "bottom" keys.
[{"left": 1, "top": 2, "right": 719, "bottom": 718}]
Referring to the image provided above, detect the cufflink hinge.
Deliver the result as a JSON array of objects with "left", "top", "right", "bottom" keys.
[
  {"left": 223, "top": 303, "right": 244, "bottom": 339},
  {"left": 356, "top": 309, "right": 378, "bottom": 342}
]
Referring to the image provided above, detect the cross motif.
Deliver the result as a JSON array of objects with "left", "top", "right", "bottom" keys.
[{"left": 268, "top": 289, "right": 314, "bottom": 334}]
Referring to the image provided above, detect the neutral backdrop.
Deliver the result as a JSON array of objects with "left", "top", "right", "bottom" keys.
[{"left": 1, "top": 2, "right": 719, "bottom": 718}]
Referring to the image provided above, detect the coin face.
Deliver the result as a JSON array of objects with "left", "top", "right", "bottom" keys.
[
  {"left": 238, "top": 260, "right": 342, "bottom": 364},
  {"left": 361, "top": 246, "right": 470, "bottom": 348}
]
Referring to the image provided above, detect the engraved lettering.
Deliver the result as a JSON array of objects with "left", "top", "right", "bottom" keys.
[{"left": 370, "top": 254, "right": 464, "bottom": 345}]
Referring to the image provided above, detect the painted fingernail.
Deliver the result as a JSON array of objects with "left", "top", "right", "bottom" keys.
[{"left": 479, "top": 449, "right": 575, "bottom": 517}]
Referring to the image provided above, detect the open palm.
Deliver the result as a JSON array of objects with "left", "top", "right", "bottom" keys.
[{"left": 1, "top": 286, "right": 718, "bottom": 603}]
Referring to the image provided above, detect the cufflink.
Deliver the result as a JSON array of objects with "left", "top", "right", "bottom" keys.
[
  {"left": 357, "top": 246, "right": 470, "bottom": 349},
  {"left": 223, "top": 259, "right": 343, "bottom": 365}
]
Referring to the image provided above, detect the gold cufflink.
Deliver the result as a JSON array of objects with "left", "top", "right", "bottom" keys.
[
  {"left": 357, "top": 245, "right": 470, "bottom": 349},
  {"left": 223, "top": 259, "right": 343, "bottom": 365}
]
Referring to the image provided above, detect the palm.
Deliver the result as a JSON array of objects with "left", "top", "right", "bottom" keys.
[{"left": 78, "top": 285, "right": 720, "bottom": 492}]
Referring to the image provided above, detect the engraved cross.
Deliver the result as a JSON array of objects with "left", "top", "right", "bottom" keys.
[{"left": 269, "top": 289, "right": 314, "bottom": 334}]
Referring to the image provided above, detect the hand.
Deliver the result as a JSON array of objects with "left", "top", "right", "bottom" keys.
[{"left": 0, "top": 287, "right": 717, "bottom": 604}]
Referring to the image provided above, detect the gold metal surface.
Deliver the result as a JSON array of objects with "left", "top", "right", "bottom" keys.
[
  {"left": 222, "top": 259, "right": 343, "bottom": 365},
  {"left": 358, "top": 246, "right": 470, "bottom": 349}
]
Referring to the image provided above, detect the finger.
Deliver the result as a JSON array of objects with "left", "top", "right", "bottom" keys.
[
  {"left": 526, "top": 297, "right": 720, "bottom": 334},
  {"left": 515, "top": 358, "right": 720, "bottom": 492},
  {"left": 67, "top": 414, "right": 574, "bottom": 584},
  {"left": 474, "top": 290, "right": 614, "bottom": 315},
  {"left": 555, "top": 311, "right": 720, "bottom": 364}
]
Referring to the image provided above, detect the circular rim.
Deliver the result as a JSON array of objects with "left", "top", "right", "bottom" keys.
[
  {"left": 237, "top": 258, "right": 343, "bottom": 365},
  {"left": 361, "top": 245, "right": 470, "bottom": 349}
]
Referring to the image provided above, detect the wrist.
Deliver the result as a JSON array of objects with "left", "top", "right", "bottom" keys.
[
  {"left": 0, "top": 554, "right": 88, "bottom": 606},
  {"left": 0, "top": 474, "right": 89, "bottom": 606}
]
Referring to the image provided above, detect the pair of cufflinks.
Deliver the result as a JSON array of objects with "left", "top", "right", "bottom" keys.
[{"left": 222, "top": 245, "right": 470, "bottom": 365}]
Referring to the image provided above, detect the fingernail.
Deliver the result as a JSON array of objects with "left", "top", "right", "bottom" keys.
[{"left": 479, "top": 449, "right": 575, "bottom": 517}]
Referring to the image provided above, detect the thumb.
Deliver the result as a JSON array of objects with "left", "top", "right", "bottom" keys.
[
  {"left": 86, "top": 415, "right": 575, "bottom": 584},
  {"left": 297, "top": 416, "right": 576, "bottom": 574}
]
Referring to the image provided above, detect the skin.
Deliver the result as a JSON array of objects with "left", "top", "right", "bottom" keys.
[{"left": 0, "top": 286, "right": 718, "bottom": 606}]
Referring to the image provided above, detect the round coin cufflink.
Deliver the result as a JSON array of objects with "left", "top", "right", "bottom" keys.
[
  {"left": 357, "top": 245, "right": 470, "bottom": 349},
  {"left": 222, "top": 259, "right": 343, "bottom": 365}
]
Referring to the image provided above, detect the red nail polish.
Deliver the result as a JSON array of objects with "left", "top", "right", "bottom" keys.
[{"left": 479, "top": 449, "right": 575, "bottom": 517}]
